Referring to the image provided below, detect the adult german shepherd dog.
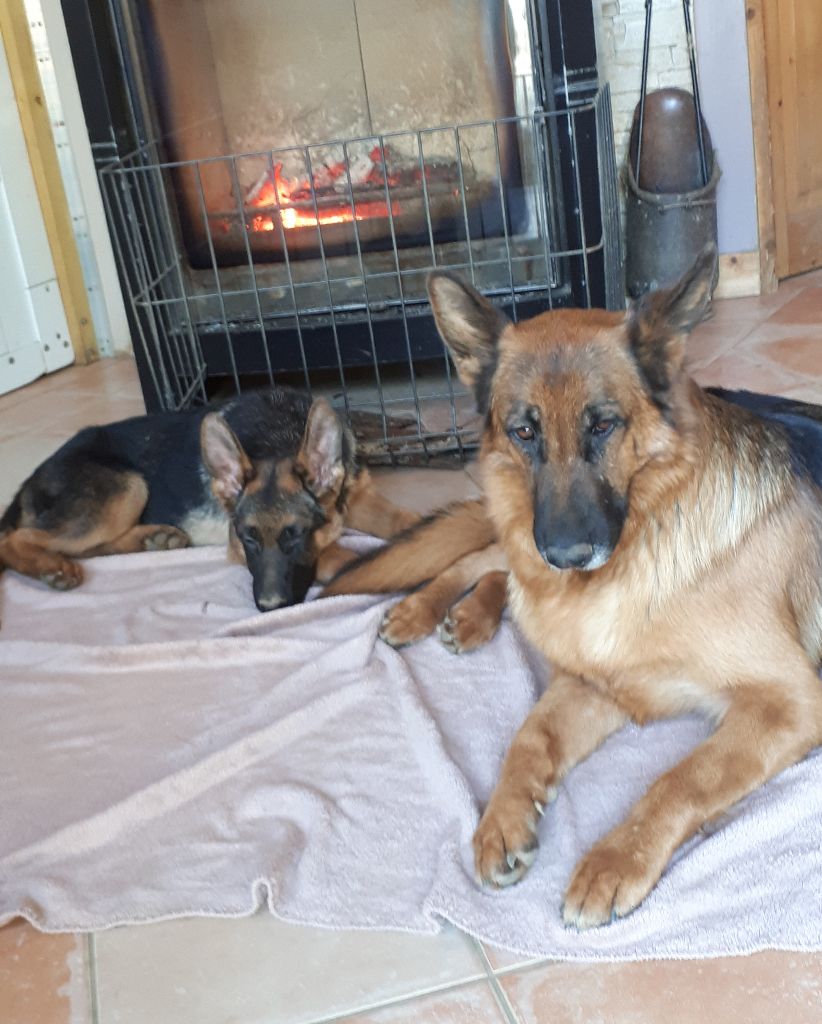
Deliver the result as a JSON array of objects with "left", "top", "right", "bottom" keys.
[
  {"left": 0, "top": 387, "right": 416, "bottom": 615},
  {"left": 329, "top": 248, "right": 822, "bottom": 928}
]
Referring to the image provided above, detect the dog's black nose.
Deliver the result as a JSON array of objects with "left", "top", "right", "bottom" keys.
[{"left": 540, "top": 542, "right": 594, "bottom": 570}]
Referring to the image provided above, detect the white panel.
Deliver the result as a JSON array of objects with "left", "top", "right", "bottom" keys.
[
  {"left": 0, "top": 341, "right": 46, "bottom": 394},
  {"left": 0, "top": 32, "right": 74, "bottom": 397},
  {"left": 0, "top": 176, "right": 48, "bottom": 395},
  {"left": 0, "top": 32, "right": 54, "bottom": 288},
  {"left": 29, "top": 279, "right": 74, "bottom": 373},
  {"left": 0, "top": 177, "right": 41, "bottom": 356}
]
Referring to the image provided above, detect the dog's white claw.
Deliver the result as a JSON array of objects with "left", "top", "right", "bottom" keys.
[{"left": 533, "top": 799, "right": 545, "bottom": 817}]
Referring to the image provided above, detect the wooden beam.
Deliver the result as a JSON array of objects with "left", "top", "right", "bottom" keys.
[
  {"left": 745, "top": 0, "right": 778, "bottom": 292},
  {"left": 0, "top": 0, "right": 98, "bottom": 363}
]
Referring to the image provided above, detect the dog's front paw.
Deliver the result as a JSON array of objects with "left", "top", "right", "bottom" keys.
[
  {"left": 473, "top": 793, "right": 544, "bottom": 887},
  {"left": 563, "top": 832, "right": 660, "bottom": 929},
  {"left": 40, "top": 559, "right": 83, "bottom": 590},
  {"left": 379, "top": 593, "right": 440, "bottom": 647},
  {"left": 439, "top": 602, "right": 500, "bottom": 654},
  {"left": 142, "top": 527, "right": 190, "bottom": 551}
]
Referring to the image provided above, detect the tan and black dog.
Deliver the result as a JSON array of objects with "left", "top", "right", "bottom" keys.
[
  {"left": 330, "top": 249, "right": 822, "bottom": 927},
  {"left": 0, "top": 386, "right": 417, "bottom": 615}
]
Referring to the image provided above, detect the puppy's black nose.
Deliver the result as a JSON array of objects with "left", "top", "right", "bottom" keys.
[{"left": 540, "top": 542, "right": 594, "bottom": 570}]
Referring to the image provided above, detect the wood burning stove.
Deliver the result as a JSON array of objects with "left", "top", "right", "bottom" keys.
[
  {"left": 138, "top": 0, "right": 528, "bottom": 268},
  {"left": 61, "top": 0, "right": 621, "bottom": 462}
]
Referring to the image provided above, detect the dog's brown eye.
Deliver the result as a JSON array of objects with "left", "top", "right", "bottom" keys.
[
  {"left": 591, "top": 419, "right": 616, "bottom": 437},
  {"left": 512, "top": 424, "right": 535, "bottom": 442}
]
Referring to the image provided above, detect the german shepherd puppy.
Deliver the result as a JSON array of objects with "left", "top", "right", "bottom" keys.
[
  {"left": 0, "top": 387, "right": 417, "bottom": 615},
  {"left": 330, "top": 249, "right": 822, "bottom": 927}
]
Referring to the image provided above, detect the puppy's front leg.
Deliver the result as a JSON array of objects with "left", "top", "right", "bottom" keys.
[
  {"left": 474, "top": 673, "right": 627, "bottom": 886},
  {"left": 345, "top": 469, "right": 420, "bottom": 539},
  {"left": 563, "top": 673, "right": 822, "bottom": 929},
  {"left": 315, "top": 542, "right": 358, "bottom": 583}
]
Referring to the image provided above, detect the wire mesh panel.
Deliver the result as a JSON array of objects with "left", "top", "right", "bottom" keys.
[{"left": 99, "top": 87, "right": 620, "bottom": 462}]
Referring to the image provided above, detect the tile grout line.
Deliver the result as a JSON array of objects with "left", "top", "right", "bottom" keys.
[
  {"left": 296, "top": 969, "right": 490, "bottom": 1024},
  {"left": 85, "top": 933, "right": 102, "bottom": 1024},
  {"left": 491, "top": 956, "right": 556, "bottom": 980},
  {"left": 472, "top": 938, "right": 524, "bottom": 1024}
]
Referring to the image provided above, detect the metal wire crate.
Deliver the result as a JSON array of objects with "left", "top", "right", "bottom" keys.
[{"left": 98, "top": 86, "right": 621, "bottom": 464}]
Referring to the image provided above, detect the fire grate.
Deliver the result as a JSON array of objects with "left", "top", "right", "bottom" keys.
[{"left": 98, "top": 88, "right": 621, "bottom": 464}]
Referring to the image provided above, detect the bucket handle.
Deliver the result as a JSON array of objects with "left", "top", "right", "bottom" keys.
[{"left": 635, "top": 0, "right": 710, "bottom": 188}]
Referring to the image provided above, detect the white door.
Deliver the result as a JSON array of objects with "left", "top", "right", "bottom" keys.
[{"left": 0, "top": 28, "right": 73, "bottom": 397}]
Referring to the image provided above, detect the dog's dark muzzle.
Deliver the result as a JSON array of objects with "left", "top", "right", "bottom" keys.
[
  {"left": 250, "top": 551, "right": 316, "bottom": 611},
  {"left": 532, "top": 471, "right": 626, "bottom": 573}
]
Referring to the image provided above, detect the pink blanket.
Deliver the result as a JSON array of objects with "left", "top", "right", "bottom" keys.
[{"left": 1, "top": 543, "right": 821, "bottom": 960}]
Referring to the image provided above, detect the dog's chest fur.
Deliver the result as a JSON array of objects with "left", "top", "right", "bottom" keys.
[
  {"left": 509, "top": 572, "right": 629, "bottom": 671},
  {"left": 180, "top": 504, "right": 229, "bottom": 546},
  {"left": 507, "top": 570, "right": 730, "bottom": 723}
]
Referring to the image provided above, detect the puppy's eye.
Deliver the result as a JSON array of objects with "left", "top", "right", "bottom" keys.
[
  {"left": 241, "top": 526, "right": 262, "bottom": 550},
  {"left": 278, "top": 523, "right": 306, "bottom": 555},
  {"left": 511, "top": 424, "right": 535, "bottom": 443},
  {"left": 590, "top": 419, "right": 616, "bottom": 438}
]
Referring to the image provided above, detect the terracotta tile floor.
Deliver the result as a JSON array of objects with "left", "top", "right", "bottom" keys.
[{"left": 2, "top": 274, "right": 822, "bottom": 1023}]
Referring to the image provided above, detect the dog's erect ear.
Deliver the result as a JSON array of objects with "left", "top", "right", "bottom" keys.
[
  {"left": 428, "top": 272, "right": 510, "bottom": 411},
  {"left": 628, "top": 244, "right": 717, "bottom": 409},
  {"left": 200, "top": 413, "right": 255, "bottom": 509},
  {"left": 296, "top": 398, "right": 345, "bottom": 498}
]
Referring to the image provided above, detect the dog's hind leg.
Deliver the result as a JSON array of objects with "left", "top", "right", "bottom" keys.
[
  {"left": 379, "top": 543, "right": 507, "bottom": 648},
  {"left": 0, "top": 528, "right": 86, "bottom": 590},
  {"left": 0, "top": 470, "right": 157, "bottom": 588}
]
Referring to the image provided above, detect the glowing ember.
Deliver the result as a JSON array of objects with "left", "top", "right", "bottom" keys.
[{"left": 246, "top": 158, "right": 401, "bottom": 232}]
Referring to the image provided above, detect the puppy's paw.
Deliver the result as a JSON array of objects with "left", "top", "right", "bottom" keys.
[
  {"left": 40, "top": 559, "right": 83, "bottom": 590},
  {"left": 439, "top": 603, "right": 500, "bottom": 654},
  {"left": 379, "top": 593, "right": 440, "bottom": 647},
  {"left": 142, "top": 527, "right": 190, "bottom": 551},
  {"left": 563, "top": 832, "right": 659, "bottom": 929},
  {"left": 473, "top": 794, "right": 543, "bottom": 888}
]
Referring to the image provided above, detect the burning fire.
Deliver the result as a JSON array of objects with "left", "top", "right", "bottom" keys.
[{"left": 247, "top": 155, "right": 400, "bottom": 232}]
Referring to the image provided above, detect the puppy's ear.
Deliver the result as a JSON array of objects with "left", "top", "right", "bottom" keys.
[
  {"left": 427, "top": 272, "right": 510, "bottom": 412},
  {"left": 628, "top": 244, "right": 717, "bottom": 410},
  {"left": 200, "top": 413, "right": 255, "bottom": 509},
  {"left": 296, "top": 398, "right": 345, "bottom": 498}
]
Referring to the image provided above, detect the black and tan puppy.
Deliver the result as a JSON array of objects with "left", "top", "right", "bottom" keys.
[{"left": 0, "top": 386, "right": 417, "bottom": 614}]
